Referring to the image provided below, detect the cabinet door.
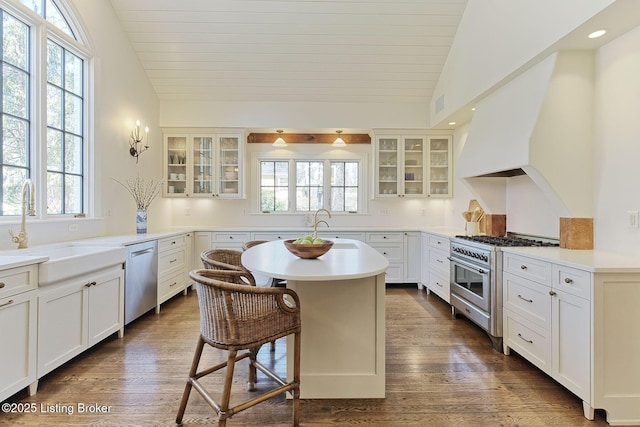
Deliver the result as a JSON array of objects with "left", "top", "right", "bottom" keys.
[
  {"left": 191, "top": 135, "right": 214, "bottom": 196},
  {"left": 38, "top": 283, "right": 88, "bottom": 377},
  {"left": 427, "top": 136, "right": 452, "bottom": 197},
  {"left": 403, "top": 232, "right": 421, "bottom": 282},
  {"left": 165, "top": 135, "right": 189, "bottom": 196},
  {"left": 88, "top": 271, "right": 124, "bottom": 347},
  {"left": 402, "top": 136, "right": 426, "bottom": 197},
  {"left": 376, "top": 136, "right": 400, "bottom": 197},
  {"left": 552, "top": 289, "right": 590, "bottom": 401},
  {"left": 218, "top": 135, "right": 242, "bottom": 198},
  {"left": 0, "top": 290, "right": 37, "bottom": 401},
  {"left": 194, "top": 232, "right": 213, "bottom": 268}
]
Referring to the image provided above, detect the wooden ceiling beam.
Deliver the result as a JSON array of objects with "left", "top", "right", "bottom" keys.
[{"left": 247, "top": 133, "right": 371, "bottom": 144}]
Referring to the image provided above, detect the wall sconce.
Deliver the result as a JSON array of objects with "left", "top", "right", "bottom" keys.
[
  {"left": 129, "top": 120, "right": 149, "bottom": 163},
  {"left": 333, "top": 130, "right": 346, "bottom": 147},
  {"left": 273, "top": 129, "right": 287, "bottom": 147}
]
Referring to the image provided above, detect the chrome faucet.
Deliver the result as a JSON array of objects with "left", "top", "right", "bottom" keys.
[
  {"left": 312, "top": 208, "right": 331, "bottom": 239},
  {"left": 9, "top": 179, "right": 35, "bottom": 249}
]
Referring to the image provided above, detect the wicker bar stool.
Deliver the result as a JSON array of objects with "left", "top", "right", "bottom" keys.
[
  {"left": 200, "top": 249, "right": 256, "bottom": 286},
  {"left": 176, "top": 269, "right": 302, "bottom": 427}
]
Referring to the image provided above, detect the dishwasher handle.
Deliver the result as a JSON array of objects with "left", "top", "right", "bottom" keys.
[{"left": 130, "top": 247, "right": 155, "bottom": 258}]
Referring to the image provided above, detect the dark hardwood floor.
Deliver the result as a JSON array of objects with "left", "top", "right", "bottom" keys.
[{"left": 2, "top": 286, "right": 611, "bottom": 426}]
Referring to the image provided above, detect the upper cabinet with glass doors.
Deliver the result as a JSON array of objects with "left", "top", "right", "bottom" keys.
[
  {"left": 374, "top": 134, "right": 451, "bottom": 198},
  {"left": 163, "top": 133, "right": 243, "bottom": 198}
]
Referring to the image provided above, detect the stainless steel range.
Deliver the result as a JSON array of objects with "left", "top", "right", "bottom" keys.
[{"left": 448, "top": 233, "right": 559, "bottom": 351}]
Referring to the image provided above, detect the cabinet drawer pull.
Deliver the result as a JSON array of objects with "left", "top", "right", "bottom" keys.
[
  {"left": 0, "top": 299, "right": 14, "bottom": 308},
  {"left": 520, "top": 265, "right": 528, "bottom": 270},
  {"left": 436, "top": 259, "right": 443, "bottom": 263},
  {"left": 564, "top": 277, "right": 574, "bottom": 284},
  {"left": 517, "top": 333, "right": 533, "bottom": 344},
  {"left": 85, "top": 281, "right": 97, "bottom": 287},
  {"left": 170, "top": 259, "right": 177, "bottom": 263},
  {"left": 517, "top": 294, "right": 533, "bottom": 303},
  {"left": 549, "top": 290, "right": 557, "bottom": 296},
  {"left": 170, "top": 282, "right": 177, "bottom": 287},
  {"left": 436, "top": 281, "right": 443, "bottom": 287},
  {"left": 0, "top": 282, "right": 5, "bottom": 288}
]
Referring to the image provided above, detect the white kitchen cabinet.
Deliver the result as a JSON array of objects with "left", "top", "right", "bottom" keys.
[
  {"left": 37, "top": 266, "right": 124, "bottom": 380},
  {"left": 366, "top": 232, "right": 403, "bottom": 283},
  {"left": 427, "top": 136, "right": 452, "bottom": 197},
  {"left": 163, "top": 133, "right": 243, "bottom": 198},
  {"left": 194, "top": 231, "right": 212, "bottom": 268},
  {"left": 403, "top": 232, "right": 421, "bottom": 283},
  {"left": 502, "top": 252, "right": 591, "bottom": 420},
  {"left": 0, "top": 264, "right": 38, "bottom": 402},
  {"left": 420, "top": 233, "right": 451, "bottom": 302},
  {"left": 211, "top": 231, "right": 251, "bottom": 250},
  {"left": 157, "top": 234, "right": 189, "bottom": 310}
]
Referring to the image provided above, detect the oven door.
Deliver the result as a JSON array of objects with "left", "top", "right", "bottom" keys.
[{"left": 449, "top": 257, "right": 491, "bottom": 312}]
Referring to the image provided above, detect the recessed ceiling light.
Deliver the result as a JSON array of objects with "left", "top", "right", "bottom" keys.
[
  {"left": 471, "top": 107, "right": 476, "bottom": 111},
  {"left": 448, "top": 121, "right": 456, "bottom": 126},
  {"left": 588, "top": 29, "right": 606, "bottom": 39}
]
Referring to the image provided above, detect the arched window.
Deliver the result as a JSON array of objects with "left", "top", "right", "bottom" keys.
[{"left": 1, "top": 0, "right": 89, "bottom": 217}]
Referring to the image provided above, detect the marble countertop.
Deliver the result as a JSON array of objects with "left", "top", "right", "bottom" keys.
[{"left": 501, "top": 246, "right": 640, "bottom": 273}]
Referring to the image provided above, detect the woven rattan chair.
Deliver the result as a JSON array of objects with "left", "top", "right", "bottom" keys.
[
  {"left": 242, "top": 240, "right": 268, "bottom": 251},
  {"left": 176, "top": 269, "right": 301, "bottom": 427},
  {"left": 200, "top": 249, "right": 256, "bottom": 286}
]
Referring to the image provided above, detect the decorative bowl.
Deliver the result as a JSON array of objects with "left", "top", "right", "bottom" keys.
[{"left": 284, "top": 239, "right": 334, "bottom": 259}]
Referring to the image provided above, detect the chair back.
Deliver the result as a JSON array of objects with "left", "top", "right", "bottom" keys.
[
  {"left": 242, "top": 240, "right": 268, "bottom": 251},
  {"left": 190, "top": 269, "right": 301, "bottom": 349}
]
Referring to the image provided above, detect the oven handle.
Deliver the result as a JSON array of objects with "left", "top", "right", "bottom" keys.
[{"left": 447, "top": 256, "right": 489, "bottom": 275}]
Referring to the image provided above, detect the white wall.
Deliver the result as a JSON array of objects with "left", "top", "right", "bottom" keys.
[{"left": 593, "top": 25, "right": 640, "bottom": 254}]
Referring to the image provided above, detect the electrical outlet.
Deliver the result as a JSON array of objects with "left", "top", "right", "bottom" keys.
[
  {"left": 185, "top": 208, "right": 191, "bottom": 216},
  {"left": 628, "top": 211, "right": 639, "bottom": 228},
  {"left": 379, "top": 209, "right": 389, "bottom": 216},
  {"left": 68, "top": 224, "right": 79, "bottom": 232}
]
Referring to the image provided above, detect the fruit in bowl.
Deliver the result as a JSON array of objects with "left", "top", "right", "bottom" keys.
[{"left": 284, "top": 237, "right": 334, "bottom": 259}]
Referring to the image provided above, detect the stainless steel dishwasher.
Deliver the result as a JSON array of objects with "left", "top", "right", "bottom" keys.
[{"left": 125, "top": 240, "right": 158, "bottom": 325}]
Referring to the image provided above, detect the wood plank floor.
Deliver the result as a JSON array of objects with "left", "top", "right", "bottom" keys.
[{"left": 2, "top": 286, "right": 611, "bottom": 426}]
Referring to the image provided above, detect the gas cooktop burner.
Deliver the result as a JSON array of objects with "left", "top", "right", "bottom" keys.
[{"left": 454, "top": 235, "right": 560, "bottom": 247}]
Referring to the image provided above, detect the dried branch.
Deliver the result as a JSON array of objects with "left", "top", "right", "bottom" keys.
[{"left": 113, "top": 176, "right": 163, "bottom": 210}]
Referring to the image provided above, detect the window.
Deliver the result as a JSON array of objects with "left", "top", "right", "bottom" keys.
[
  {"left": 0, "top": 0, "right": 88, "bottom": 217},
  {"left": 260, "top": 160, "right": 288, "bottom": 212},
  {"left": 330, "top": 161, "right": 359, "bottom": 212},
  {"left": 258, "top": 156, "right": 364, "bottom": 214},
  {"left": 295, "top": 161, "right": 323, "bottom": 212}
]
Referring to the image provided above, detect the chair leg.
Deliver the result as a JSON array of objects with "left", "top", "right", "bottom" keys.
[
  {"left": 247, "top": 347, "right": 258, "bottom": 391},
  {"left": 176, "top": 336, "right": 206, "bottom": 424},
  {"left": 270, "top": 340, "right": 276, "bottom": 352},
  {"left": 293, "top": 331, "right": 301, "bottom": 427},
  {"left": 217, "top": 349, "right": 238, "bottom": 427}
]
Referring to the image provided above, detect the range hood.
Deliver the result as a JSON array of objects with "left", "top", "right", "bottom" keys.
[{"left": 457, "top": 52, "right": 594, "bottom": 218}]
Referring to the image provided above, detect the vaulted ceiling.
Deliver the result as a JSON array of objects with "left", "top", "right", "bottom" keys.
[{"left": 109, "top": 0, "right": 467, "bottom": 105}]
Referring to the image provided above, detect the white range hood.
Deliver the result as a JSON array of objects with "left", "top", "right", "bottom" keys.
[{"left": 457, "top": 52, "right": 595, "bottom": 218}]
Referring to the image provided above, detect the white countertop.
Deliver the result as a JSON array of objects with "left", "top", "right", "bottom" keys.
[
  {"left": 241, "top": 239, "right": 389, "bottom": 281},
  {"left": 0, "top": 255, "right": 49, "bottom": 270},
  {"left": 501, "top": 246, "right": 640, "bottom": 273}
]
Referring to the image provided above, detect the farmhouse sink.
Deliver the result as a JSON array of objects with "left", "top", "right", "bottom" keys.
[{"left": 25, "top": 244, "right": 126, "bottom": 286}]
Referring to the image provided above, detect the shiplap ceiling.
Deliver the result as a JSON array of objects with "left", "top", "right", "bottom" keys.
[{"left": 109, "top": 0, "right": 467, "bottom": 104}]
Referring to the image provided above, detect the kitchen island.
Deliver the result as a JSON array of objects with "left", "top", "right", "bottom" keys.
[{"left": 241, "top": 239, "right": 389, "bottom": 399}]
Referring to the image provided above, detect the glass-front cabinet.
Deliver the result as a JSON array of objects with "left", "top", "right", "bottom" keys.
[
  {"left": 163, "top": 133, "right": 243, "bottom": 198},
  {"left": 375, "top": 134, "right": 451, "bottom": 198}
]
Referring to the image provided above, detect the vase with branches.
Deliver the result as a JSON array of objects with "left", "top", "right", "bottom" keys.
[{"left": 113, "top": 176, "right": 162, "bottom": 233}]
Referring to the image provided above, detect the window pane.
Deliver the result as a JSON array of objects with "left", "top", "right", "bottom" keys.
[
  {"left": 64, "top": 93, "right": 82, "bottom": 134},
  {"left": 45, "top": 0, "right": 74, "bottom": 38},
  {"left": 18, "top": 0, "right": 43, "bottom": 15},
  {"left": 64, "top": 173, "right": 82, "bottom": 213},
  {"left": 296, "top": 162, "right": 308, "bottom": 186},
  {"left": 2, "top": 166, "right": 28, "bottom": 215},
  {"left": 275, "top": 187, "right": 288, "bottom": 211},
  {"left": 331, "top": 162, "right": 344, "bottom": 186},
  {"left": 46, "top": 84, "right": 62, "bottom": 128},
  {"left": 3, "top": 66, "right": 29, "bottom": 118},
  {"left": 345, "top": 188, "right": 358, "bottom": 211},
  {"left": 46, "top": 171, "right": 62, "bottom": 214},
  {"left": 47, "top": 42, "right": 62, "bottom": 86},
  {"left": 3, "top": 116, "right": 28, "bottom": 167},
  {"left": 345, "top": 162, "right": 359, "bottom": 186},
  {"left": 3, "top": 14, "right": 29, "bottom": 70},
  {"left": 64, "top": 134, "right": 82, "bottom": 174},
  {"left": 309, "top": 187, "right": 323, "bottom": 211},
  {"left": 260, "top": 161, "right": 288, "bottom": 212},
  {"left": 47, "top": 128, "right": 62, "bottom": 171},
  {"left": 64, "top": 51, "right": 82, "bottom": 95},
  {"left": 295, "top": 161, "right": 323, "bottom": 211},
  {"left": 330, "top": 187, "right": 344, "bottom": 212},
  {"left": 330, "top": 161, "right": 358, "bottom": 212}
]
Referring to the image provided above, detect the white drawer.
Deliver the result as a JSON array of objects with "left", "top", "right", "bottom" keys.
[
  {"left": 366, "top": 232, "right": 403, "bottom": 243},
  {"left": 503, "top": 252, "right": 551, "bottom": 283},
  {"left": 318, "top": 232, "right": 366, "bottom": 242},
  {"left": 251, "top": 232, "right": 300, "bottom": 241},
  {"left": 0, "top": 265, "right": 38, "bottom": 299},
  {"left": 158, "top": 234, "right": 186, "bottom": 252},
  {"left": 370, "top": 244, "right": 403, "bottom": 261},
  {"left": 504, "top": 311, "right": 551, "bottom": 374},
  {"left": 503, "top": 272, "right": 551, "bottom": 328},
  {"left": 427, "top": 270, "right": 450, "bottom": 302},
  {"left": 158, "top": 248, "right": 186, "bottom": 274},
  {"left": 427, "top": 234, "right": 449, "bottom": 250},
  {"left": 552, "top": 265, "right": 591, "bottom": 300},
  {"left": 212, "top": 232, "right": 250, "bottom": 243},
  {"left": 428, "top": 248, "right": 449, "bottom": 275},
  {"left": 158, "top": 270, "right": 185, "bottom": 301}
]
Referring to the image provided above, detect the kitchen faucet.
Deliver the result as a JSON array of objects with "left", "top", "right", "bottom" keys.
[
  {"left": 9, "top": 179, "right": 35, "bottom": 249},
  {"left": 312, "top": 208, "right": 331, "bottom": 239}
]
